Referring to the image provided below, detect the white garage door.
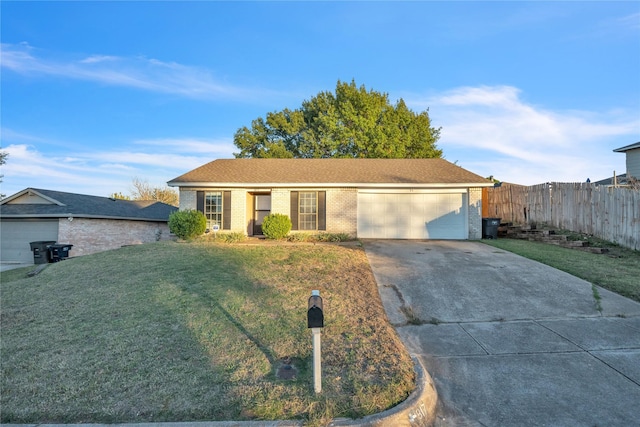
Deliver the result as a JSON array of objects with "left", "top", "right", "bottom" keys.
[
  {"left": 357, "top": 192, "right": 467, "bottom": 239},
  {"left": 0, "top": 219, "right": 59, "bottom": 263}
]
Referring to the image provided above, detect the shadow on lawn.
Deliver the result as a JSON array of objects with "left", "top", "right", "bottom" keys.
[{"left": 179, "top": 284, "right": 279, "bottom": 372}]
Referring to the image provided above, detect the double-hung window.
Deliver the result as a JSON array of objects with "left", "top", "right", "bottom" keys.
[
  {"left": 204, "top": 191, "right": 222, "bottom": 230},
  {"left": 197, "top": 190, "right": 231, "bottom": 231},
  {"left": 291, "top": 191, "right": 326, "bottom": 231},
  {"left": 299, "top": 192, "right": 317, "bottom": 230}
]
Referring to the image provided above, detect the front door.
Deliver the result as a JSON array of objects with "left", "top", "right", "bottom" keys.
[{"left": 253, "top": 194, "right": 271, "bottom": 235}]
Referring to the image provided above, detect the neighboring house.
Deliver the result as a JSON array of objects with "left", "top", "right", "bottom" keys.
[
  {"left": 593, "top": 173, "right": 628, "bottom": 186},
  {"left": 167, "top": 158, "right": 493, "bottom": 240},
  {"left": 613, "top": 141, "right": 640, "bottom": 180},
  {"left": 0, "top": 188, "right": 177, "bottom": 264}
]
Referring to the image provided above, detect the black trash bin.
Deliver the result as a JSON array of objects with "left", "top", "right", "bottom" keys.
[
  {"left": 29, "top": 241, "right": 56, "bottom": 264},
  {"left": 482, "top": 218, "right": 501, "bottom": 239},
  {"left": 48, "top": 244, "right": 73, "bottom": 262}
]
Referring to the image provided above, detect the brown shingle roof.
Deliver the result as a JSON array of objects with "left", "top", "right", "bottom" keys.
[{"left": 168, "top": 158, "right": 491, "bottom": 187}]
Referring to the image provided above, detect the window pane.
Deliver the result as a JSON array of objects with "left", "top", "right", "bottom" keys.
[
  {"left": 299, "top": 192, "right": 317, "bottom": 230},
  {"left": 255, "top": 195, "right": 271, "bottom": 210},
  {"left": 205, "top": 191, "right": 222, "bottom": 230}
]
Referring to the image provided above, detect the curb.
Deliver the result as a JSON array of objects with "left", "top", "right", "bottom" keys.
[
  {"left": 2, "top": 357, "right": 437, "bottom": 427},
  {"left": 329, "top": 356, "right": 437, "bottom": 427}
]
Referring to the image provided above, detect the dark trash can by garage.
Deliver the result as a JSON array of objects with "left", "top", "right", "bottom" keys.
[
  {"left": 482, "top": 218, "right": 501, "bottom": 239},
  {"left": 48, "top": 244, "right": 73, "bottom": 262},
  {"left": 29, "top": 241, "right": 56, "bottom": 264}
]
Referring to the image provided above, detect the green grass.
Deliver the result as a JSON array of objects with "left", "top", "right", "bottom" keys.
[
  {"left": 1, "top": 241, "right": 414, "bottom": 425},
  {"left": 481, "top": 238, "right": 640, "bottom": 303}
]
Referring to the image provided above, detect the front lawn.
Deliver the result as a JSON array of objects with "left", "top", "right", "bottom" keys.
[{"left": 1, "top": 241, "right": 414, "bottom": 425}]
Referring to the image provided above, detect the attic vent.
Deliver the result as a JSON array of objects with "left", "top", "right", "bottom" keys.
[{"left": 109, "top": 197, "right": 116, "bottom": 201}]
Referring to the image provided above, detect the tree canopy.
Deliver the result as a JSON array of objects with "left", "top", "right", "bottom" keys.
[{"left": 233, "top": 80, "right": 442, "bottom": 159}]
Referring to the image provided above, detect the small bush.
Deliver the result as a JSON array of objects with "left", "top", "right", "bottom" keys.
[
  {"left": 261, "top": 213, "right": 292, "bottom": 239},
  {"left": 168, "top": 209, "right": 207, "bottom": 240}
]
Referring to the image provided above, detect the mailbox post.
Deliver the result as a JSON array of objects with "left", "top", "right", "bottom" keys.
[{"left": 307, "top": 290, "right": 324, "bottom": 393}]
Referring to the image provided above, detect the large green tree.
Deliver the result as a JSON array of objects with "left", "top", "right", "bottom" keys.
[{"left": 234, "top": 80, "right": 442, "bottom": 159}]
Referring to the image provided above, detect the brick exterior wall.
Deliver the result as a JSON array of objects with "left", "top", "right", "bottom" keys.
[
  {"left": 270, "top": 188, "right": 289, "bottom": 216},
  {"left": 178, "top": 186, "right": 479, "bottom": 239},
  {"left": 270, "top": 188, "right": 357, "bottom": 236},
  {"left": 179, "top": 189, "right": 197, "bottom": 210},
  {"left": 57, "top": 218, "right": 172, "bottom": 257},
  {"left": 325, "top": 188, "right": 357, "bottom": 235},
  {"left": 230, "top": 189, "right": 246, "bottom": 231},
  {"left": 468, "top": 187, "right": 483, "bottom": 240}
]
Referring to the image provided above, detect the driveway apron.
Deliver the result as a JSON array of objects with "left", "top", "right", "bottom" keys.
[{"left": 364, "top": 240, "right": 640, "bottom": 427}]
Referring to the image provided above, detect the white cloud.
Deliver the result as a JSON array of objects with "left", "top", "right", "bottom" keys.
[
  {"left": 0, "top": 127, "right": 47, "bottom": 143},
  {"left": 97, "top": 163, "right": 137, "bottom": 171},
  {"left": 406, "top": 85, "right": 638, "bottom": 184},
  {"left": 133, "top": 137, "right": 236, "bottom": 155},
  {"left": 0, "top": 139, "right": 236, "bottom": 198},
  {"left": 79, "top": 55, "right": 120, "bottom": 64},
  {"left": 618, "top": 12, "right": 640, "bottom": 29},
  {"left": 0, "top": 43, "right": 257, "bottom": 101},
  {"left": 599, "top": 12, "right": 640, "bottom": 37}
]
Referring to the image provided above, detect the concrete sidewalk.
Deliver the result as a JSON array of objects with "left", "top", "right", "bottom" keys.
[
  {"left": 0, "top": 262, "right": 33, "bottom": 272},
  {"left": 364, "top": 239, "right": 640, "bottom": 427}
]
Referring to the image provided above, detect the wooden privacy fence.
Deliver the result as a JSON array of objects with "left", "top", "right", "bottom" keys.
[{"left": 486, "top": 182, "right": 640, "bottom": 250}]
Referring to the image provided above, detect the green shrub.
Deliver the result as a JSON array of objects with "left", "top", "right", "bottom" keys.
[
  {"left": 261, "top": 213, "right": 292, "bottom": 239},
  {"left": 168, "top": 209, "right": 207, "bottom": 240}
]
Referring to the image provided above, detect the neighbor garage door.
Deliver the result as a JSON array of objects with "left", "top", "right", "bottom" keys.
[
  {"left": 357, "top": 191, "right": 467, "bottom": 239},
  {"left": 0, "top": 219, "right": 59, "bottom": 263}
]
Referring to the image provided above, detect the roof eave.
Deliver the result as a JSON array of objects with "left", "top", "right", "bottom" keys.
[
  {"left": 169, "top": 181, "right": 494, "bottom": 189},
  {"left": 613, "top": 142, "right": 640, "bottom": 152}
]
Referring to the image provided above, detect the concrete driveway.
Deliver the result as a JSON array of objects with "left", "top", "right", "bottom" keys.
[{"left": 364, "top": 240, "right": 640, "bottom": 427}]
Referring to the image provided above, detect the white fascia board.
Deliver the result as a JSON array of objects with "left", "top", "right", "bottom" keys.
[
  {"left": 171, "top": 182, "right": 494, "bottom": 189},
  {"left": 0, "top": 189, "right": 66, "bottom": 206},
  {"left": 358, "top": 188, "right": 468, "bottom": 194}
]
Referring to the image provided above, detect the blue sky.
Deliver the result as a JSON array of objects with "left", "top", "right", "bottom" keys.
[{"left": 1, "top": 1, "right": 639, "bottom": 198}]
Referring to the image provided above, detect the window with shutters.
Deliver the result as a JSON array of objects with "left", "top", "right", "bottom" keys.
[
  {"left": 204, "top": 192, "right": 223, "bottom": 230},
  {"left": 291, "top": 191, "right": 325, "bottom": 231},
  {"left": 299, "top": 192, "right": 317, "bottom": 230}
]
